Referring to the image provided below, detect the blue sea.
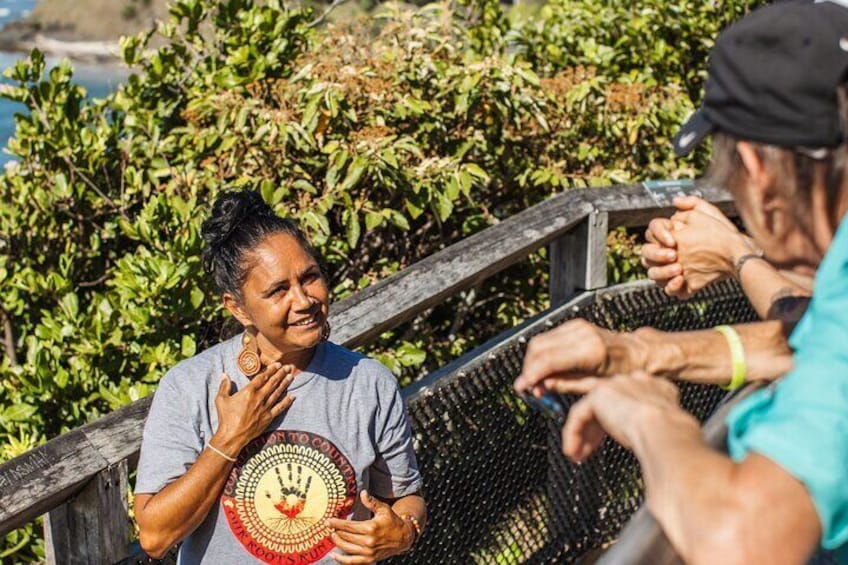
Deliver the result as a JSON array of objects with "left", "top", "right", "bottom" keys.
[{"left": 0, "top": 0, "right": 126, "bottom": 165}]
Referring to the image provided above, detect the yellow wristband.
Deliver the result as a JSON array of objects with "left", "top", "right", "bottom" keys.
[{"left": 714, "top": 325, "right": 746, "bottom": 390}]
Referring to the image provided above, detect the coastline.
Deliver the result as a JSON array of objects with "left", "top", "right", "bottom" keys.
[
  {"left": 0, "top": 0, "right": 168, "bottom": 62},
  {"left": 0, "top": 22, "right": 121, "bottom": 63},
  {"left": 0, "top": 30, "right": 119, "bottom": 62},
  {"left": 0, "top": 1, "right": 131, "bottom": 167}
]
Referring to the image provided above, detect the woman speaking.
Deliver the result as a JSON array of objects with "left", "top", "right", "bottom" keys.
[{"left": 134, "top": 190, "right": 425, "bottom": 564}]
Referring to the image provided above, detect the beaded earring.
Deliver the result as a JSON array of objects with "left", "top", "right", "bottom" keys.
[
  {"left": 321, "top": 321, "right": 331, "bottom": 342},
  {"left": 237, "top": 332, "right": 262, "bottom": 377}
]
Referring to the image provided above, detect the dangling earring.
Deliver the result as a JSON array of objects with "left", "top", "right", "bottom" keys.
[
  {"left": 321, "top": 321, "right": 331, "bottom": 342},
  {"left": 237, "top": 332, "right": 262, "bottom": 377}
]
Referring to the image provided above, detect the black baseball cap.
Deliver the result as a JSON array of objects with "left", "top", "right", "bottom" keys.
[{"left": 673, "top": 0, "right": 848, "bottom": 156}]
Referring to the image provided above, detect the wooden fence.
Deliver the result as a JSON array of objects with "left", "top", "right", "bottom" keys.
[{"left": 0, "top": 180, "right": 733, "bottom": 564}]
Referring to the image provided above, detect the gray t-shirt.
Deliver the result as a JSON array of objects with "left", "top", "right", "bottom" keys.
[{"left": 136, "top": 336, "right": 422, "bottom": 564}]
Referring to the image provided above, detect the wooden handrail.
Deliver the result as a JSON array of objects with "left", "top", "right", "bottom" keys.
[{"left": 0, "top": 180, "right": 733, "bottom": 560}]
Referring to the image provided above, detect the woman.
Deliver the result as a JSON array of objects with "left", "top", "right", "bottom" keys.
[
  {"left": 517, "top": 2, "right": 848, "bottom": 562},
  {"left": 135, "top": 190, "right": 426, "bottom": 564}
]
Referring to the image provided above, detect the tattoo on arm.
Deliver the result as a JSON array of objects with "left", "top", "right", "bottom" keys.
[
  {"left": 734, "top": 253, "right": 765, "bottom": 280},
  {"left": 766, "top": 287, "right": 811, "bottom": 338}
]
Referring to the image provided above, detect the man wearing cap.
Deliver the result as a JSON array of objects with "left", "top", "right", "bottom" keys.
[{"left": 515, "top": 2, "right": 848, "bottom": 562}]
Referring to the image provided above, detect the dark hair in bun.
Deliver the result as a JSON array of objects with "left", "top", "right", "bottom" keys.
[{"left": 201, "top": 190, "right": 315, "bottom": 297}]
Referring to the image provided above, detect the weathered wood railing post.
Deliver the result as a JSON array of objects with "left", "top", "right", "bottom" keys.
[
  {"left": 44, "top": 460, "right": 129, "bottom": 565},
  {"left": 545, "top": 208, "right": 609, "bottom": 549},
  {"left": 549, "top": 210, "right": 609, "bottom": 306}
]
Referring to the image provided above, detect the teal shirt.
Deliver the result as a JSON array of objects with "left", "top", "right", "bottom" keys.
[{"left": 727, "top": 218, "right": 848, "bottom": 555}]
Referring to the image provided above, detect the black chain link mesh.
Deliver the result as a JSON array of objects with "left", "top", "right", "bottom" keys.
[{"left": 133, "top": 280, "right": 757, "bottom": 564}]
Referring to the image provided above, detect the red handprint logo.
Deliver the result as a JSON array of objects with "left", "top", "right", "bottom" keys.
[{"left": 265, "top": 463, "right": 313, "bottom": 529}]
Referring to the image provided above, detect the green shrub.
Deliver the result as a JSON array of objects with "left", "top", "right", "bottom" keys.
[
  {"left": 510, "top": 0, "right": 761, "bottom": 99},
  {"left": 0, "top": 0, "right": 760, "bottom": 559}
]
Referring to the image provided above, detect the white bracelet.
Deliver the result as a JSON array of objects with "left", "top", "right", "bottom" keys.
[{"left": 207, "top": 442, "right": 237, "bottom": 462}]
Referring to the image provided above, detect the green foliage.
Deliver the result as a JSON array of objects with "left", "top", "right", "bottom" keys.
[
  {"left": 607, "top": 228, "right": 644, "bottom": 285},
  {"left": 510, "top": 0, "right": 762, "bottom": 99},
  {"left": 0, "top": 0, "right": 761, "bottom": 559}
]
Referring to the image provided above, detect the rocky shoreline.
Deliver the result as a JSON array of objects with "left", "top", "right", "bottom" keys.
[
  {"left": 0, "top": 23, "right": 119, "bottom": 61},
  {"left": 0, "top": 0, "right": 167, "bottom": 61}
]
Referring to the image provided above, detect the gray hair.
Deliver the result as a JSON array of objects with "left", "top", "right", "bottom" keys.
[{"left": 705, "top": 86, "right": 848, "bottom": 234}]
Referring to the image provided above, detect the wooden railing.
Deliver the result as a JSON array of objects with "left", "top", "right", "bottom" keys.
[{"left": 0, "top": 180, "right": 734, "bottom": 564}]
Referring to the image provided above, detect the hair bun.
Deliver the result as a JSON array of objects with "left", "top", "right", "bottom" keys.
[
  {"left": 201, "top": 190, "right": 271, "bottom": 250},
  {"left": 200, "top": 188, "right": 314, "bottom": 296}
]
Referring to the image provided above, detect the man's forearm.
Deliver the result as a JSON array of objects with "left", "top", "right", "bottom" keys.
[
  {"left": 628, "top": 407, "right": 820, "bottom": 564},
  {"left": 631, "top": 408, "right": 741, "bottom": 563},
  {"left": 737, "top": 257, "right": 810, "bottom": 320},
  {"left": 633, "top": 320, "right": 792, "bottom": 384}
]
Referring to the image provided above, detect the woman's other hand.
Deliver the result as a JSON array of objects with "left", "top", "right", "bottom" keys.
[
  {"left": 327, "top": 491, "right": 416, "bottom": 564},
  {"left": 212, "top": 363, "right": 295, "bottom": 455}
]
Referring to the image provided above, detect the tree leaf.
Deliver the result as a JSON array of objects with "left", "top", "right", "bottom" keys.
[
  {"left": 339, "top": 157, "right": 368, "bottom": 192},
  {"left": 345, "top": 209, "right": 361, "bottom": 248}
]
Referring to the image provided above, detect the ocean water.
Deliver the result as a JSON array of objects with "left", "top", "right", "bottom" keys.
[
  {"left": 0, "top": 0, "right": 33, "bottom": 26},
  {"left": 0, "top": 0, "right": 126, "bottom": 165}
]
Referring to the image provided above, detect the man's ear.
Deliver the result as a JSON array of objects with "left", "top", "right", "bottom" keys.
[
  {"left": 736, "top": 141, "right": 770, "bottom": 202},
  {"left": 736, "top": 141, "right": 786, "bottom": 234},
  {"left": 222, "top": 292, "right": 251, "bottom": 327}
]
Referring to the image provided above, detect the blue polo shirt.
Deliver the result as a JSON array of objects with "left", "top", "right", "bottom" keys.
[{"left": 727, "top": 218, "right": 848, "bottom": 555}]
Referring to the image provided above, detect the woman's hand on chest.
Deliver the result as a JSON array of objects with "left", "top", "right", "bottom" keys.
[{"left": 212, "top": 363, "right": 296, "bottom": 455}]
